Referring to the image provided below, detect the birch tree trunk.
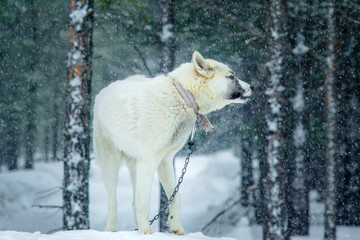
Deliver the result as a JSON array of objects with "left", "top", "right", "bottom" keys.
[
  {"left": 263, "top": 0, "right": 289, "bottom": 239},
  {"left": 63, "top": 0, "right": 94, "bottom": 230},
  {"left": 159, "top": 0, "right": 175, "bottom": 232},
  {"left": 324, "top": 0, "right": 337, "bottom": 239}
]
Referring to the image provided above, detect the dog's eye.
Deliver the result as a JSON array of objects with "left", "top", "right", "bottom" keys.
[{"left": 228, "top": 75, "right": 235, "bottom": 80}]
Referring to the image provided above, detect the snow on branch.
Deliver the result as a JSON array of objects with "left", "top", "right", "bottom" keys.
[{"left": 70, "top": 3, "right": 93, "bottom": 31}]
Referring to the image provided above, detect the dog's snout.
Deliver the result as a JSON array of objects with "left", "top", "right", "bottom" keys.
[{"left": 250, "top": 85, "right": 254, "bottom": 92}]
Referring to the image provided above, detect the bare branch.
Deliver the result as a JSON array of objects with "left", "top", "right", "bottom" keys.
[
  {"left": 35, "top": 187, "right": 62, "bottom": 201},
  {"left": 347, "top": 17, "right": 360, "bottom": 25},
  {"left": 46, "top": 227, "right": 63, "bottom": 234},
  {"left": 202, "top": 185, "right": 256, "bottom": 233},
  {"left": 96, "top": 12, "right": 159, "bottom": 38},
  {"left": 32, "top": 205, "right": 63, "bottom": 209},
  {"left": 124, "top": 29, "right": 154, "bottom": 77},
  {"left": 192, "top": 0, "right": 263, "bottom": 38}
]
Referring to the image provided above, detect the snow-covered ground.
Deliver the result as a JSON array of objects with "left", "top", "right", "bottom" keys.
[
  {"left": 0, "top": 150, "right": 359, "bottom": 240},
  {"left": 0, "top": 230, "right": 234, "bottom": 240}
]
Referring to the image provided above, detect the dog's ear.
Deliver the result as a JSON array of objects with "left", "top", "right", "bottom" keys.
[{"left": 192, "top": 51, "right": 214, "bottom": 78}]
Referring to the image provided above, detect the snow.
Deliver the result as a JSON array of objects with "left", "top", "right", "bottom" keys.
[
  {"left": 271, "top": 30, "right": 280, "bottom": 40},
  {"left": 293, "top": 123, "right": 305, "bottom": 147},
  {"left": 0, "top": 230, "right": 234, "bottom": 240},
  {"left": 265, "top": 54, "right": 283, "bottom": 91},
  {"left": 293, "top": 41, "right": 309, "bottom": 55},
  {"left": 292, "top": 38, "right": 309, "bottom": 55},
  {"left": 267, "top": 119, "right": 278, "bottom": 132},
  {"left": 0, "top": 151, "right": 239, "bottom": 240},
  {"left": 293, "top": 86, "right": 304, "bottom": 112},
  {"left": 69, "top": 3, "right": 92, "bottom": 31},
  {"left": 1, "top": 151, "right": 360, "bottom": 240},
  {"left": 69, "top": 76, "right": 81, "bottom": 87},
  {"left": 160, "top": 24, "right": 173, "bottom": 42},
  {"left": 69, "top": 4, "right": 88, "bottom": 24}
]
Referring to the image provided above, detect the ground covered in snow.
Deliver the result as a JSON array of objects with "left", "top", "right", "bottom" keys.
[
  {"left": 0, "top": 151, "right": 360, "bottom": 240},
  {"left": 0, "top": 230, "right": 235, "bottom": 240}
]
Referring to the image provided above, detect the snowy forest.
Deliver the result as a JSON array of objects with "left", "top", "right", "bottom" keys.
[{"left": 0, "top": 0, "right": 360, "bottom": 240}]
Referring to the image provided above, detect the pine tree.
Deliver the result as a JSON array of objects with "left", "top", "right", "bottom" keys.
[
  {"left": 287, "top": 0, "right": 310, "bottom": 235},
  {"left": 336, "top": 0, "right": 360, "bottom": 226},
  {"left": 0, "top": 2, "right": 22, "bottom": 171},
  {"left": 52, "top": 89, "right": 60, "bottom": 162},
  {"left": 24, "top": 0, "right": 39, "bottom": 169},
  {"left": 237, "top": 0, "right": 260, "bottom": 213},
  {"left": 159, "top": 0, "right": 175, "bottom": 74},
  {"left": 63, "top": 0, "right": 94, "bottom": 230},
  {"left": 262, "top": 0, "right": 289, "bottom": 239},
  {"left": 324, "top": 0, "right": 337, "bottom": 239},
  {"left": 240, "top": 132, "right": 254, "bottom": 208}
]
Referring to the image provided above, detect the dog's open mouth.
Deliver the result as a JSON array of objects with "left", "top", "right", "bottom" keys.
[
  {"left": 240, "top": 96, "right": 251, "bottom": 103},
  {"left": 229, "top": 92, "right": 251, "bottom": 102},
  {"left": 239, "top": 91, "right": 253, "bottom": 102},
  {"left": 240, "top": 88, "right": 253, "bottom": 101},
  {"left": 240, "top": 96, "right": 250, "bottom": 100}
]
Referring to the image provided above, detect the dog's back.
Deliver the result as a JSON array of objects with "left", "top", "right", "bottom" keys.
[{"left": 94, "top": 75, "right": 147, "bottom": 161}]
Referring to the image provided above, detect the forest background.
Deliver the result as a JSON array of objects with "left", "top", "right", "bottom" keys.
[{"left": 0, "top": 0, "right": 359, "bottom": 239}]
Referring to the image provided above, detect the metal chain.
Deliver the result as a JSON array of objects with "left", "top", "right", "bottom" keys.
[{"left": 134, "top": 124, "right": 197, "bottom": 230}]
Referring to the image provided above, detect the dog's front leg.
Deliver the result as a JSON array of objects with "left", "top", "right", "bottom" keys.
[
  {"left": 157, "top": 158, "right": 185, "bottom": 235},
  {"left": 133, "top": 162, "right": 155, "bottom": 234}
]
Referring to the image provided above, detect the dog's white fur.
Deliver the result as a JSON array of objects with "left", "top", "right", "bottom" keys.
[{"left": 93, "top": 51, "right": 253, "bottom": 234}]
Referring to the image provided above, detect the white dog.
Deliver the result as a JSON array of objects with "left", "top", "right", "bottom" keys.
[{"left": 93, "top": 51, "right": 253, "bottom": 234}]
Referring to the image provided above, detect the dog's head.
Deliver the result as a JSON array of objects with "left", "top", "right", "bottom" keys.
[{"left": 191, "top": 51, "right": 253, "bottom": 104}]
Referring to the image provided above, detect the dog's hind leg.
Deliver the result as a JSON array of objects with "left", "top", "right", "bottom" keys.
[
  {"left": 157, "top": 156, "right": 185, "bottom": 235},
  {"left": 95, "top": 138, "right": 121, "bottom": 232},
  {"left": 102, "top": 156, "right": 120, "bottom": 232},
  {"left": 133, "top": 161, "right": 157, "bottom": 234}
]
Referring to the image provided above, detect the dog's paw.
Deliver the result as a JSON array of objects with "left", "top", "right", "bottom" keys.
[
  {"left": 170, "top": 226, "right": 185, "bottom": 235},
  {"left": 105, "top": 226, "right": 116, "bottom": 232},
  {"left": 138, "top": 229, "right": 153, "bottom": 235},
  {"left": 169, "top": 221, "right": 185, "bottom": 235}
]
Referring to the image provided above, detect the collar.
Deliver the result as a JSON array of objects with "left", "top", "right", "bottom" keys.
[{"left": 173, "top": 80, "right": 214, "bottom": 134}]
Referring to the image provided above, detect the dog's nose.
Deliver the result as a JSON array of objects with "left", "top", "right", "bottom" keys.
[{"left": 250, "top": 85, "right": 255, "bottom": 92}]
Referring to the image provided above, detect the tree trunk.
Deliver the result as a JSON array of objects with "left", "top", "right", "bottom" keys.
[
  {"left": 44, "top": 126, "right": 50, "bottom": 162},
  {"left": 24, "top": 82, "right": 36, "bottom": 169},
  {"left": 2, "top": 78, "right": 21, "bottom": 171},
  {"left": 63, "top": 0, "right": 94, "bottom": 230},
  {"left": 263, "top": 0, "right": 289, "bottom": 239},
  {"left": 256, "top": 74, "right": 268, "bottom": 225},
  {"left": 240, "top": 59, "right": 257, "bottom": 211},
  {"left": 25, "top": 0, "right": 38, "bottom": 169},
  {"left": 0, "top": 18, "right": 20, "bottom": 171},
  {"left": 159, "top": 0, "right": 175, "bottom": 233},
  {"left": 159, "top": 0, "right": 175, "bottom": 74},
  {"left": 4, "top": 100, "right": 20, "bottom": 171},
  {"left": 324, "top": 0, "right": 337, "bottom": 239},
  {"left": 52, "top": 79, "right": 61, "bottom": 162},
  {"left": 52, "top": 98, "right": 59, "bottom": 161},
  {"left": 287, "top": 0, "right": 310, "bottom": 235},
  {"left": 240, "top": 133, "right": 253, "bottom": 208},
  {"left": 336, "top": 0, "right": 360, "bottom": 226}
]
